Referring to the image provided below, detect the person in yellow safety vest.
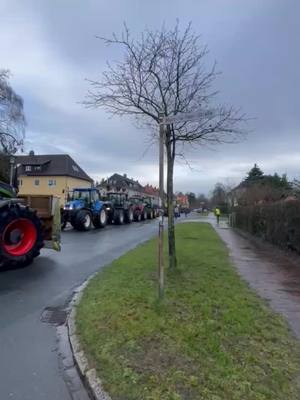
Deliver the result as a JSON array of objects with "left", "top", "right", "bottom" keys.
[{"left": 214, "top": 207, "right": 221, "bottom": 224}]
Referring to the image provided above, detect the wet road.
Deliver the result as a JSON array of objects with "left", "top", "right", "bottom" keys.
[{"left": 0, "top": 219, "right": 159, "bottom": 400}]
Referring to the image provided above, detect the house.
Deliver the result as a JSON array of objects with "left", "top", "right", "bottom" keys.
[
  {"left": 176, "top": 193, "right": 189, "bottom": 208},
  {"left": 97, "top": 173, "right": 145, "bottom": 198},
  {"left": 226, "top": 183, "right": 247, "bottom": 209},
  {"left": 16, "top": 152, "right": 93, "bottom": 205}
]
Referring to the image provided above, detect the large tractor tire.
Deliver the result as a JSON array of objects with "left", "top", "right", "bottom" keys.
[
  {"left": 115, "top": 209, "right": 125, "bottom": 225},
  {"left": 147, "top": 209, "right": 154, "bottom": 219},
  {"left": 142, "top": 209, "right": 147, "bottom": 221},
  {"left": 72, "top": 210, "right": 93, "bottom": 231},
  {"left": 125, "top": 207, "right": 134, "bottom": 224},
  {"left": 134, "top": 212, "right": 142, "bottom": 222},
  {"left": 0, "top": 204, "right": 43, "bottom": 270},
  {"left": 93, "top": 208, "right": 107, "bottom": 229}
]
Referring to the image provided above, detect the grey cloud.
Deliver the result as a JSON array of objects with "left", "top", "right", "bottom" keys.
[{"left": 1, "top": 0, "right": 299, "bottom": 195}]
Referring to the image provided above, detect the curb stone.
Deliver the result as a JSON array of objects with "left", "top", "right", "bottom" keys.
[{"left": 67, "top": 277, "right": 112, "bottom": 400}]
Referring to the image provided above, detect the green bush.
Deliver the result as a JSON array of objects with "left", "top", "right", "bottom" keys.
[{"left": 232, "top": 201, "right": 300, "bottom": 253}]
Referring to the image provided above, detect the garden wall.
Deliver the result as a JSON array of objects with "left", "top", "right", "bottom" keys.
[{"left": 231, "top": 201, "right": 300, "bottom": 253}]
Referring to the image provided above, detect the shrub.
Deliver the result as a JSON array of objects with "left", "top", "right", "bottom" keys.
[{"left": 232, "top": 201, "right": 300, "bottom": 253}]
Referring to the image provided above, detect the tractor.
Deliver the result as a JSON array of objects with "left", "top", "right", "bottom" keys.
[
  {"left": 129, "top": 196, "right": 154, "bottom": 221},
  {"left": 62, "top": 188, "right": 107, "bottom": 231},
  {"left": 0, "top": 181, "right": 61, "bottom": 270},
  {"left": 142, "top": 196, "right": 157, "bottom": 219},
  {"left": 103, "top": 192, "right": 134, "bottom": 224}
]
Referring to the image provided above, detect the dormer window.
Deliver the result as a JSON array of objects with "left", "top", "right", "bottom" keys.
[
  {"left": 25, "top": 165, "right": 32, "bottom": 172},
  {"left": 34, "top": 165, "right": 41, "bottom": 171}
]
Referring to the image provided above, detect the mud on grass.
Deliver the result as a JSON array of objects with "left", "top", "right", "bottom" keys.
[{"left": 76, "top": 223, "right": 300, "bottom": 400}]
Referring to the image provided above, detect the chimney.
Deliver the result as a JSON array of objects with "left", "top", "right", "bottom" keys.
[
  {"left": 123, "top": 173, "right": 127, "bottom": 178},
  {"left": 29, "top": 150, "right": 35, "bottom": 156}
]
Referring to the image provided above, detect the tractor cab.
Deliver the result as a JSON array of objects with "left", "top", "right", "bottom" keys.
[
  {"left": 130, "top": 196, "right": 142, "bottom": 205},
  {"left": 102, "top": 192, "right": 134, "bottom": 224},
  {"left": 105, "top": 192, "right": 128, "bottom": 207},
  {"left": 66, "top": 188, "right": 100, "bottom": 210}
]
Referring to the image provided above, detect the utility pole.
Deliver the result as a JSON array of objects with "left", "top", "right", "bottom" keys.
[
  {"left": 158, "top": 113, "right": 165, "bottom": 299},
  {"left": 9, "top": 156, "right": 15, "bottom": 187}
]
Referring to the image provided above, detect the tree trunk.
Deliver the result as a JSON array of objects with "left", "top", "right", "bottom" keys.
[{"left": 166, "top": 139, "right": 177, "bottom": 270}]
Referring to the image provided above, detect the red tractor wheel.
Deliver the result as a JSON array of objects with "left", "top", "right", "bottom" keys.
[
  {"left": 3, "top": 218, "right": 37, "bottom": 257},
  {"left": 0, "top": 204, "right": 43, "bottom": 269}
]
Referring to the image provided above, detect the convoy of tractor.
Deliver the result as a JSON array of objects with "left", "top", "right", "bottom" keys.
[
  {"left": 0, "top": 181, "right": 160, "bottom": 270},
  {"left": 61, "top": 188, "right": 158, "bottom": 231}
]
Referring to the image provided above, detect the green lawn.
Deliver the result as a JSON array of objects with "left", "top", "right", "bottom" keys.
[{"left": 76, "top": 223, "right": 300, "bottom": 400}]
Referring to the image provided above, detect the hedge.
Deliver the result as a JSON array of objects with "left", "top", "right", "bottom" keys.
[{"left": 231, "top": 201, "right": 300, "bottom": 253}]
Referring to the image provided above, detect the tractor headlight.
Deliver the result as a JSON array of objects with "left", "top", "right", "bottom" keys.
[{"left": 106, "top": 207, "right": 111, "bottom": 211}]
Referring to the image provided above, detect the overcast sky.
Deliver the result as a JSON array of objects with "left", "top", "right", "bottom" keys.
[{"left": 1, "top": 0, "right": 299, "bottom": 194}]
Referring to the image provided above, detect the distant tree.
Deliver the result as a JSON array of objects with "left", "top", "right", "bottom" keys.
[
  {"left": 0, "top": 70, "right": 25, "bottom": 153},
  {"left": 293, "top": 179, "right": 300, "bottom": 199},
  {"left": 210, "top": 183, "right": 228, "bottom": 212},
  {"left": 86, "top": 22, "right": 245, "bottom": 270},
  {"left": 245, "top": 163, "right": 264, "bottom": 183},
  {"left": 197, "top": 193, "right": 208, "bottom": 208},
  {"left": 186, "top": 192, "right": 196, "bottom": 207},
  {"left": 239, "top": 166, "right": 291, "bottom": 205}
]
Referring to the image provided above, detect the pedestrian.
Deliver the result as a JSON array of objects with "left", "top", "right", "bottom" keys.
[
  {"left": 174, "top": 205, "right": 179, "bottom": 218},
  {"left": 184, "top": 208, "right": 188, "bottom": 217},
  {"left": 215, "top": 207, "right": 221, "bottom": 224}
]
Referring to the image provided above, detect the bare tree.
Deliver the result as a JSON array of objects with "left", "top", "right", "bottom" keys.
[
  {"left": 85, "top": 22, "right": 245, "bottom": 270},
  {"left": 0, "top": 70, "right": 25, "bottom": 154}
]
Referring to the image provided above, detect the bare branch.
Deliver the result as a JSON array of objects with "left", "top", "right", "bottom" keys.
[
  {"left": 0, "top": 70, "right": 25, "bottom": 153},
  {"left": 85, "top": 22, "right": 246, "bottom": 150}
]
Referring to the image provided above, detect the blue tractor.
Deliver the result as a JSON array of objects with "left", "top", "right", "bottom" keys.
[{"left": 62, "top": 188, "right": 107, "bottom": 231}]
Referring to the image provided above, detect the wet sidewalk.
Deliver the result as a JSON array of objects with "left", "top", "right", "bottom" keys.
[
  {"left": 213, "top": 221, "right": 300, "bottom": 339},
  {"left": 183, "top": 214, "right": 300, "bottom": 338}
]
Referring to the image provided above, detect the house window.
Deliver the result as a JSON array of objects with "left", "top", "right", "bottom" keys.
[
  {"left": 17, "top": 179, "right": 22, "bottom": 187},
  {"left": 34, "top": 165, "right": 41, "bottom": 171},
  {"left": 25, "top": 165, "right": 32, "bottom": 172},
  {"left": 34, "top": 179, "right": 40, "bottom": 186},
  {"left": 48, "top": 179, "right": 56, "bottom": 187}
]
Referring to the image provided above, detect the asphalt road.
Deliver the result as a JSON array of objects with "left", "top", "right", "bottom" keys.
[{"left": 0, "top": 219, "right": 159, "bottom": 400}]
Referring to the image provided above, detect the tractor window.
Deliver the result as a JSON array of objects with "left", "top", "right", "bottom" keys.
[
  {"left": 72, "top": 190, "right": 90, "bottom": 202},
  {"left": 108, "top": 193, "right": 121, "bottom": 204},
  {"left": 131, "top": 198, "right": 140, "bottom": 204},
  {"left": 91, "top": 190, "right": 99, "bottom": 202}
]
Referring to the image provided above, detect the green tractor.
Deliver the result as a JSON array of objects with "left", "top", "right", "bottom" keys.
[{"left": 0, "top": 181, "right": 61, "bottom": 270}]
